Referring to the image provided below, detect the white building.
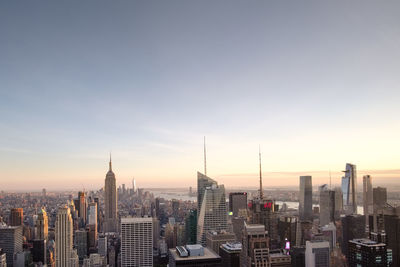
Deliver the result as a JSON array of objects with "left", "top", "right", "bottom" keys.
[
  {"left": 55, "top": 207, "right": 73, "bottom": 267},
  {"left": 121, "top": 217, "right": 153, "bottom": 267},
  {"left": 305, "top": 240, "right": 330, "bottom": 267}
]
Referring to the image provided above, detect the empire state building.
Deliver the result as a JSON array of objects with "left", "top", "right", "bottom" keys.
[{"left": 104, "top": 155, "right": 118, "bottom": 233}]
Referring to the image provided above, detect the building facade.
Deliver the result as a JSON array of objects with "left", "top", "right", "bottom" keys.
[
  {"left": 197, "top": 173, "right": 227, "bottom": 245},
  {"left": 55, "top": 207, "right": 73, "bottom": 267},
  {"left": 104, "top": 157, "right": 118, "bottom": 233},
  {"left": 121, "top": 217, "right": 153, "bottom": 267},
  {"left": 299, "top": 176, "right": 312, "bottom": 221}
]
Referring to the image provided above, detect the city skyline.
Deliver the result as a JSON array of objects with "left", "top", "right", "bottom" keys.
[{"left": 1, "top": 1, "right": 400, "bottom": 190}]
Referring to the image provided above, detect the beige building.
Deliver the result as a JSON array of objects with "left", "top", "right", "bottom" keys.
[
  {"left": 104, "top": 156, "right": 118, "bottom": 233},
  {"left": 55, "top": 207, "right": 73, "bottom": 267}
]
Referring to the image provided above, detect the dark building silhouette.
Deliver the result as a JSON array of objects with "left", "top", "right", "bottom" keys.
[
  {"left": 219, "top": 242, "right": 241, "bottom": 267},
  {"left": 10, "top": 208, "right": 23, "bottom": 226},
  {"left": 32, "top": 239, "right": 47, "bottom": 264},
  {"left": 299, "top": 176, "right": 312, "bottom": 221},
  {"left": 185, "top": 209, "right": 197, "bottom": 245},
  {"left": 341, "top": 214, "right": 365, "bottom": 259},
  {"left": 348, "top": 237, "right": 388, "bottom": 267},
  {"left": 229, "top": 192, "right": 247, "bottom": 217}
]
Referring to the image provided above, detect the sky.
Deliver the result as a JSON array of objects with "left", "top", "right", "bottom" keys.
[{"left": 1, "top": 1, "right": 400, "bottom": 191}]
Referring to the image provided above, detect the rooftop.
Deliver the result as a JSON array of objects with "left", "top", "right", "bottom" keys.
[
  {"left": 121, "top": 217, "right": 152, "bottom": 223},
  {"left": 350, "top": 238, "right": 386, "bottom": 247},
  {"left": 170, "top": 247, "right": 220, "bottom": 261},
  {"left": 221, "top": 242, "right": 242, "bottom": 251}
]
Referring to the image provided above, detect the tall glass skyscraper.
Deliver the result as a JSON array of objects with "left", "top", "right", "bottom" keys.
[
  {"left": 299, "top": 176, "right": 313, "bottom": 221},
  {"left": 341, "top": 163, "right": 357, "bottom": 215},
  {"left": 196, "top": 172, "right": 227, "bottom": 246}
]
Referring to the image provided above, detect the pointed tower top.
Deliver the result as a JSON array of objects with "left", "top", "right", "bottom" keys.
[
  {"left": 109, "top": 152, "right": 112, "bottom": 171},
  {"left": 259, "top": 145, "right": 263, "bottom": 200}
]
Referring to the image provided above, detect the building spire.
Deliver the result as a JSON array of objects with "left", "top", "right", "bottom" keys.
[
  {"left": 259, "top": 145, "right": 263, "bottom": 200},
  {"left": 109, "top": 152, "right": 112, "bottom": 171},
  {"left": 204, "top": 136, "right": 207, "bottom": 176}
]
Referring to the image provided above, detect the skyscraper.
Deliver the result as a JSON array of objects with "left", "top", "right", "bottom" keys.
[
  {"left": 229, "top": 192, "right": 247, "bottom": 217},
  {"left": 185, "top": 209, "right": 197, "bottom": 245},
  {"left": 10, "top": 208, "right": 23, "bottom": 226},
  {"left": 319, "top": 185, "right": 335, "bottom": 227},
  {"left": 55, "top": 206, "right": 73, "bottom": 267},
  {"left": 197, "top": 172, "right": 217, "bottom": 214},
  {"left": 196, "top": 173, "right": 227, "bottom": 245},
  {"left": 0, "top": 226, "right": 23, "bottom": 267},
  {"left": 240, "top": 223, "right": 270, "bottom": 267},
  {"left": 333, "top": 187, "right": 343, "bottom": 219},
  {"left": 341, "top": 214, "right": 365, "bottom": 258},
  {"left": 299, "top": 176, "right": 312, "bottom": 221},
  {"left": 74, "top": 229, "right": 88, "bottom": 261},
  {"left": 341, "top": 163, "right": 357, "bottom": 215},
  {"left": 248, "top": 149, "right": 278, "bottom": 243},
  {"left": 88, "top": 202, "right": 97, "bottom": 226},
  {"left": 363, "top": 175, "right": 373, "bottom": 233},
  {"left": 121, "top": 217, "right": 153, "bottom": 267},
  {"left": 104, "top": 155, "right": 118, "bottom": 233},
  {"left": 36, "top": 208, "right": 48, "bottom": 240},
  {"left": 78, "top": 191, "right": 87, "bottom": 224}
]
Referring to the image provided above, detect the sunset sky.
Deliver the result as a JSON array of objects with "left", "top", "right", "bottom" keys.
[{"left": 1, "top": 1, "right": 400, "bottom": 190}]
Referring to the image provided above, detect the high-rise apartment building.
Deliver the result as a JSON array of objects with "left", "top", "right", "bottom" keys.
[
  {"left": 104, "top": 156, "right": 118, "bottom": 233},
  {"left": 299, "top": 176, "right": 312, "bottom": 221},
  {"left": 55, "top": 206, "right": 73, "bottom": 267},
  {"left": 36, "top": 208, "right": 48, "bottom": 240},
  {"left": 0, "top": 226, "right": 23, "bottom": 267},
  {"left": 305, "top": 240, "right": 330, "bottom": 267},
  {"left": 319, "top": 185, "right": 335, "bottom": 227},
  {"left": 341, "top": 163, "right": 357, "bottom": 215},
  {"left": 240, "top": 223, "right": 270, "bottom": 267},
  {"left": 121, "top": 217, "right": 153, "bottom": 267},
  {"left": 10, "top": 208, "right": 23, "bottom": 226},
  {"left": 229, "top": 192, "right": 247, "bottom": 217},
  {"left": 197, "top": 173, "right": 227, "bottom": 245}
]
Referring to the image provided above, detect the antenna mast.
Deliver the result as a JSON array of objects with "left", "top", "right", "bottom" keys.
[
  {"left": 259, "top": 145, "right": 263, "bottom": 200},
  {"left": 204, "top": 136, "right": 207, "bottom": 176}
]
